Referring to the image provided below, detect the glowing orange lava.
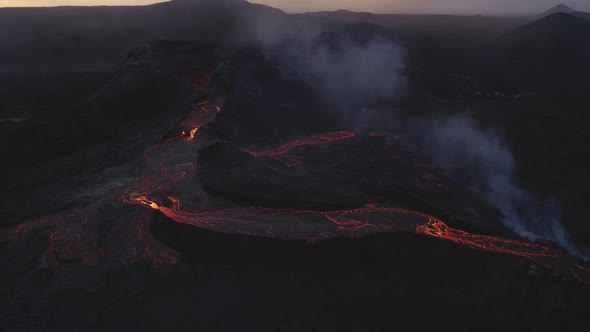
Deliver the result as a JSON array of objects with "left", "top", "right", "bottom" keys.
[
  {"left": 416, "top": 219, "right": 558, "bottom": 258},
  {"left": 111, "top": 93, "right": 590, "bottom": 283},
  {"left": 240, "top": 131, "right": 356, "bottom": 167},
  {"left": 189, "top": 127, "right": 199, "bottom": 139},
  {"left": 4, "top": 81, "right": 589, "bottom": 285},
  {"left": 194, "top": 100, "right": 210, "bottom": 107}
]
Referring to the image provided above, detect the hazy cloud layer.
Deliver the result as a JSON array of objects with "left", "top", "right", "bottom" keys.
[
  {"left": 252, "top": 0, "right": 590, "bottom": 15},
  {"left": 3, "top": 1, "right": 590, "bottom": 15}
]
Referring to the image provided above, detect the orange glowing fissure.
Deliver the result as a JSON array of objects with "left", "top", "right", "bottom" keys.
[
  {"left": 240, "top": 131, "right": 357, "bottom": 167},
  {"left": 131, "top": 194, "right": 159, "bottom": 210},
  {"left": 128, "top": 192, "right": 589, "bottom": 282},
  {"left": 116, "top": 94, "right": 590, "bottom": 283},
  {"left": 189, "top": 127, "right": 199, "bottom": 139},
  {"left": 4, "top": 72, "right": 590, "bottom": 284}
]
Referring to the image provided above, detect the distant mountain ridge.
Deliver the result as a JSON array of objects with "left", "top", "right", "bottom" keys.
[
  {"left": 538, "top": 4, "right": 576, "bottom": 17},
  {"left": 482, "top": 11, "right": 590, "bottom": 97},
  {"left": 493, "top": 12, "right": 590, "bottom": 59},
  {"left": 535, "top": 3, "right": 590, "bottom": 22},
  {"left": 308, "top": 9, "right": 377, "bottom": 21},
  {"left": 0, "top": 0, "right": 286, "bottom": 64}
]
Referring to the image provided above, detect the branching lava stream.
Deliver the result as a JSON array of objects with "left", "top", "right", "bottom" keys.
[
  {"left": 240, "top": 131, "right": 356, "bottom": 167},
  {"left": 3, "top": 73, "right": 589, "bottom": 285},
  {"left": 119, "top": 93, "right": 589, "bottom": 284}
]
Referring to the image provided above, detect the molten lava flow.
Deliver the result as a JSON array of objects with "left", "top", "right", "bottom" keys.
[
  {"left": 1, "top": 202, "right": 107, "bottom": 268},
  {"left": 131, "top": 194, "right": 160, "bottom": 210},
  {"left": 138, "top": 197, "right": 587, "bottom": 282},
  {"left": 194, "top": 100, "right": 210, "bottom": 107},
  {"left": 168, "top": 196, "right": 182, "bottom": 211},
  {"left": 189, "top": 127, "right": 199, "bottom": 139},
  {"left": 574, "top": 264, "right": 590, "bottom": 283},
  {"left": 0, "top": 70, "right": 225, "bottom": 270},
  {"left": 4, "top": 73, "right": 590, "bottom": 285},
  {"left": 120, "top": 211, "right": 179, "bottom": 267},
  {"left": 240, "top": 131, "right": 356, "bottom": 167},
  {"left": 416, "top": 219, "right": 557, "bottom": 259},
  {"left": 154, "top": 200, "right": 552, "bottom": 257},
  {"left": 112, "top": 94, "right": 590, "bottom": 283}
]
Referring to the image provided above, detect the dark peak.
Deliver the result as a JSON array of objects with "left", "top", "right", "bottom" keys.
[
  {"left": 515, "top": 11, "right": 590, "bottom": 36},
  {"left": 537, "top": 11, "right": 581, "bottom": 24},
  {"left": 310, "top": 9, "right": 376, "bottom": 19},
  {"left": 334, "top": 9, "right": 374, "bottom": 15},
  {"left": 539, "top": 3, "right": 576, "bottom": 16},
  {"left": 494, "top": 10, "right": 590, "bottom": 52},
  {"left": 552, "top": 3, "right": 574, "bottom": 11},
  {"left": 333, "top": 9, "right": 366, "bottom": 14}
]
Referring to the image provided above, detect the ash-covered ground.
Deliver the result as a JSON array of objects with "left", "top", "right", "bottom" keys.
[{"left": 2, "top": 1, "right": 590, "bottom": 331}]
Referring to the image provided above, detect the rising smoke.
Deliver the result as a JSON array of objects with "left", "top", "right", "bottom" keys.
[
  {"left": 241, "top": 8, "right": 582, "bottom": 257},
  {"left": 295, "top": 35, "right": 406, "bottom": 127},
  {"left": 300, "top": 36, "right": 406, "bottom": 105},
  {"left": 238, "top": 12, "right": 407, "bottom": 125},
  {"left": 427, "top": 116, "right": 581, "bottom": 257}
]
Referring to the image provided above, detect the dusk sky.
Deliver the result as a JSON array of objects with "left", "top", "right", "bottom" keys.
[{"left": 1, "top": 1, "right": 590, "bottom": 15}]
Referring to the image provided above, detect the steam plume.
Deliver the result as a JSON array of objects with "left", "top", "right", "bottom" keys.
[
  {"left": 428, "top": 116, "right": 581, "bottom": 257},
  {"left": 300, "top": 36, "right": 406, "bottom": 107},
  {"left": 239, "top": 9, "right": 584, "bottom": 258},
  {"left": 238, "top": 13, "right": 407, "bottom": 125}
]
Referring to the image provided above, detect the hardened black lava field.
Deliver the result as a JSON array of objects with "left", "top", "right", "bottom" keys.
[{"left": 2, "top": 1, "right": 590, "bottom": 331}]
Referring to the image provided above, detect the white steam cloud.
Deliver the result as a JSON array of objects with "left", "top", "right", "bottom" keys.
[
  {"left": 235, "top": 11, "right": 407, "bottom": 119},
  {"left": 238, "top": 8, "right": 583, "bottom": 257},
  {"left": 428, "top": 116, "right": 581, "bottom": 257},
  {"left": 301, "top": 37, "right": 406, "bottom": 107}
]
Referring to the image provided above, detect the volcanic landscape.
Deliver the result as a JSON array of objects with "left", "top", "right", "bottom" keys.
[{"left": 2, "top": 0, "right": 590, "bottom": 330}]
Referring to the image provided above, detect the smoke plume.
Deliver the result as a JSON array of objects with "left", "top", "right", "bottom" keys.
[
  {"left": 238, "top": 12, "right": 407, "bottom": 125},
  {"left": 240, "top": 8, "right": 583, "bottom": 257},
  {"left": 300, "top": 36, "right": 406, "bottom": 106},
  {"left": 427, "top": 116, "right": 580, "bottom": 256}
]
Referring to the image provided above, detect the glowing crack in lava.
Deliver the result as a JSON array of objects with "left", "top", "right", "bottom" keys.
[
  {"left": 112, "top": 95, "right": 590, "bottom": 281},
  {"left": 2, "top": 200, "right": 178, "bottom": 268},
  {"left": 0, "top": 68, "right": 220, "bottom": 268},
  {"left": 240, "top": 131, "right": 356, "bottom": 167},
  {"left": 189, "top": 127, "right": 199, "bottom": 139},
  {"left": 128, "top": 194, "right": 590, "bottom": 282},
  {"left": 117, "top": 95, "right": 590, "bottom": 283},
  {"left": 2, "top": 69, "right": 589, "bottom": 284},
  {"left": 415, "top": 219, "right": 556, "bottom": 259}
]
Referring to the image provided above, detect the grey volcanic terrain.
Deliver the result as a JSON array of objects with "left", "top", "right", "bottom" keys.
[{"left": 1, "top": 1, "right": 590, "bottom": 330}]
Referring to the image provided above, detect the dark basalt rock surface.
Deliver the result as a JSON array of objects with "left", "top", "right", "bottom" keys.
[{"left": 2, "top": 2, "right": 590, "bottom": 328}]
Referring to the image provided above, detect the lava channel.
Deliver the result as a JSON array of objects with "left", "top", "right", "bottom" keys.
[{"left": 240, "top": 131, "right": 356, "bottom": 167}]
